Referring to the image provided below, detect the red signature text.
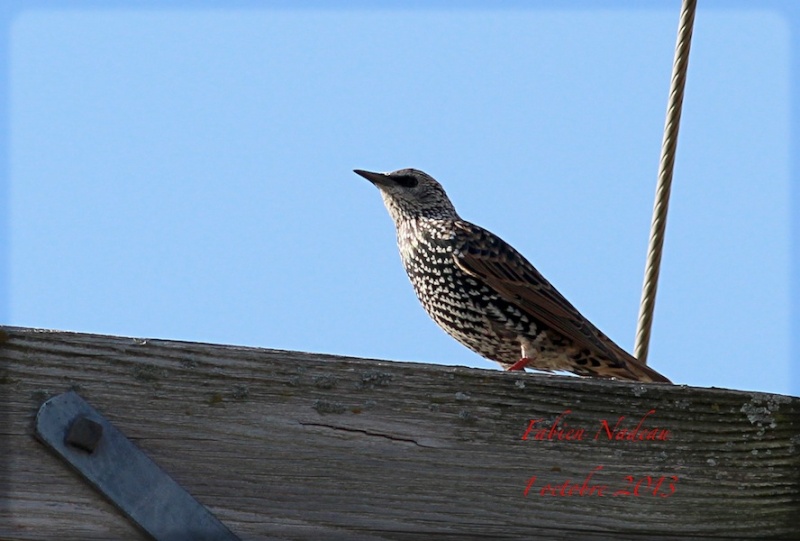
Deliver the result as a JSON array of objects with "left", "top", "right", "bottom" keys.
[
  {"left": 521, "top": 409, "right": 670, "bottom": 443},
  {"left": 523, "top": 465, "right": 678, "bottom": 498}
]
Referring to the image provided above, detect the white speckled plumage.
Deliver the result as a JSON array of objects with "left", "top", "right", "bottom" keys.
[{"left": 355, "top": 168, "right": 670, "bottom": 383}]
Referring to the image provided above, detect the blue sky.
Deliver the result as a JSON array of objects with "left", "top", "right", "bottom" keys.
[{"left": 1, "top": 1, "right": 797, "bottom": 396}]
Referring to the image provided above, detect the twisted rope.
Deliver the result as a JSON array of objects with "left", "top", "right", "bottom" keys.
[{"left": 634, "top": 0, "right": 697, "bottom": 364}]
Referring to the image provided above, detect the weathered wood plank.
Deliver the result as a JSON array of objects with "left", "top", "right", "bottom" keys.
[{"left": 1, "top": 326, "right": 798, "bottom": 540}]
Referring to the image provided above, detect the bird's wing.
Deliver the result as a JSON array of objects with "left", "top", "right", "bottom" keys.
[{"left": 451, "top": 221, "right": 666, "bottom": 382}]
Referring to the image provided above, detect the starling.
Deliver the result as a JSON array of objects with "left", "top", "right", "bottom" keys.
[{"left": 355, "top": 168, "right": 671, "bottom": 384}]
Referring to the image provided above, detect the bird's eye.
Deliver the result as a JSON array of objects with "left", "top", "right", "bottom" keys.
[{"left": 393, "top": 174, "right": 419, "bottom": 188}]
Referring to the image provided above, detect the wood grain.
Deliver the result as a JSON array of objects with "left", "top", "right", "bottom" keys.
[{"left": 1, "top": 326, "right": 798, "bottom": 540}]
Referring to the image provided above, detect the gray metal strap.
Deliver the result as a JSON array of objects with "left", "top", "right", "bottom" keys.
[{"left": 35, "top": 391, "right": 241, "bottom": 541}]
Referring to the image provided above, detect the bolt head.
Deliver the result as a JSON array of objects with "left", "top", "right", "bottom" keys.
[{"left": 66, "top": 415, "right": 103, "bottom": 453}]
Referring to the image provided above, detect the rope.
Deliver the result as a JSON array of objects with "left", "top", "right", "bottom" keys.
[{"left": 634, "top": 0, "right": 697, "bottom": 364}]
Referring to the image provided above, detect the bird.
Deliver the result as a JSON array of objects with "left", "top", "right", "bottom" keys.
[{"left": 354, "top": 168, "right": 671, "bottom": 384}]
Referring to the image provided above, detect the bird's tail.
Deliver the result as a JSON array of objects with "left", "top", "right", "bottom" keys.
[{"left": 620, "top": 356, "right": 672, "bottom": 384}]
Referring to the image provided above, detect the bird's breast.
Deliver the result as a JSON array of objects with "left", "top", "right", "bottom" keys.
[{"left": 396, "top": 222, "right": 455, "bottom": 261}]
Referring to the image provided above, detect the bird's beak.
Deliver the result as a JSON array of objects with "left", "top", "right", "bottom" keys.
[{"left": 354, "top": 169, "right": 393, "bottom": 188}]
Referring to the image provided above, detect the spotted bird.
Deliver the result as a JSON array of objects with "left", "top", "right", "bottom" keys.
[{"left": 355, "top": 168, "right": 671, "bottom": 383}]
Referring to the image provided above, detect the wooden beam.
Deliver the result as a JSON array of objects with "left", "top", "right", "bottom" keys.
[{"left": 1, "top": 326, "right": 798, "bottom": 540}]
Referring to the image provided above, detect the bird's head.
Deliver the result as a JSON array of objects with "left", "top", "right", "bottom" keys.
[{"left": 354, "top": 168, "right": 459, "bottom": 222}]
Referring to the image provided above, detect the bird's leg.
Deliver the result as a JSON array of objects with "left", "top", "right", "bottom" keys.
[
  {"left": 507, "top": 340, "right": 535, "bottom": 371},
  {"left": 507, "top": 358, "right": 531, "bottom": 371}
]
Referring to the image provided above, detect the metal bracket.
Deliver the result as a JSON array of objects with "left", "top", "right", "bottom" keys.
[{"left": 35, "top": 391, "right": 241, "bottom": 541}]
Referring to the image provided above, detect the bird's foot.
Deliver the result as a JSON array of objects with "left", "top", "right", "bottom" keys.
[{"left": 507, "top": 358, "right": 531, "bottom": 371}]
